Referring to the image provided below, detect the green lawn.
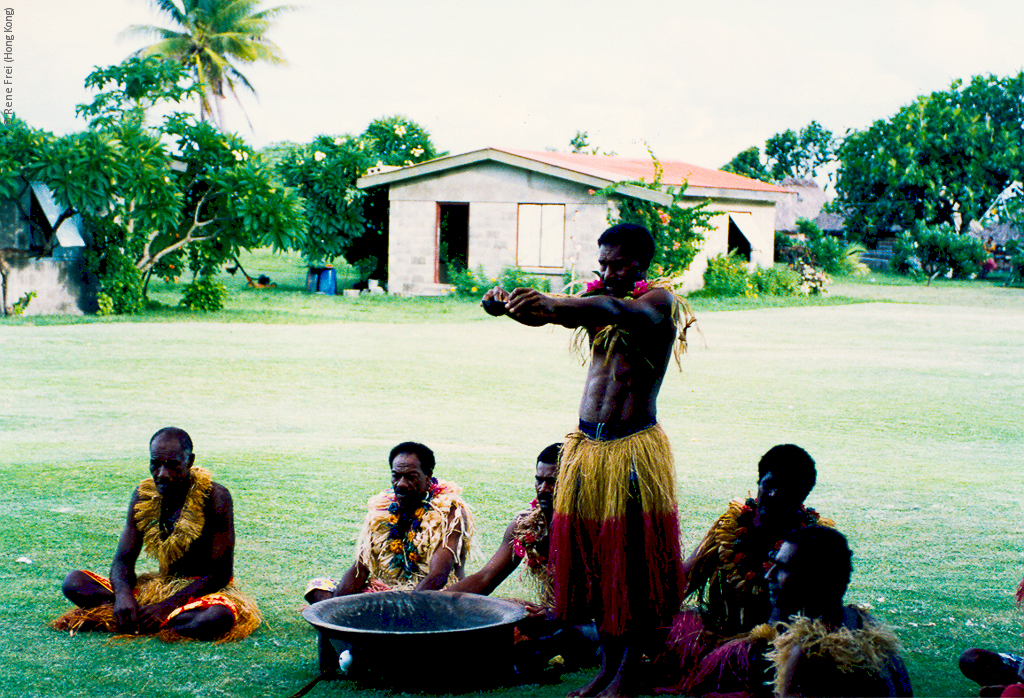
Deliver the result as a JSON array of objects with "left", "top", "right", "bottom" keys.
[{"left": 2, "top": 271, "right": 1022, "bottom": 697}]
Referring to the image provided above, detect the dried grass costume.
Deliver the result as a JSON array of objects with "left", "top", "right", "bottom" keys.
[
  {"left": 551, "top": 279, "right": 690, "bottom": 638},
  {"left": 659, "top": 607, "right": 905, "bottom": 697},
  {"left": 551, "top": 424, "right": 685, "bottom": 642},
  {"left": 659, "top": 499, "right": 834, "bottom": 688},
  {"left": 305, "top": 479, "right": 474, "bottom": 596},
  {"left": 768, "top": 607, "right": 909, "bottom": 697},
  {"left": 51, "top": 468, "right": 260, "bottom": 642},
  {"left": 686, "top": 498, "right": 835, "bottom": 636}
]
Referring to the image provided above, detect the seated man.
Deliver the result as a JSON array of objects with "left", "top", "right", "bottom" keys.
[
  {"left": 305, "top": 441, "right": 474, "bottom": 602},
  {"left": 448, "top": 444, "right": 599, "bottom": 673},
  {"left": 765, "top": 525, "right": 913, "bottom": 697},
  {"left": 673, "top": 526, "right": 911, "bottom": 697},
  {"left": 684, "top": 444, "right": 835, "bottom": 636},
  {"left": 449, "top": 443, "right": 560, "bottom": 606},
  {"left": 53, "top": 427, "right": 260, "bottom": 642},
  {"left": 661, "top": 445, "right": 834, "bottom": 687},
  {"left": 959, "top": 576, "right": 1024, "bottom": 696}
]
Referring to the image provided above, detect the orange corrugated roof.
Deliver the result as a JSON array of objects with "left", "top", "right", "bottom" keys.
[{"left": 496, "top": 147, "right": 789, "bottom": 194}]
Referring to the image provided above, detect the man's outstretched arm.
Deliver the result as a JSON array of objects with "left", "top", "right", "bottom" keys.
[{"left": 485, "top": 286, "right": 673, "bottom": 333}]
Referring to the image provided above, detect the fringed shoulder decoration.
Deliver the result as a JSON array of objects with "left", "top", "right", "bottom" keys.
[
  {"left": 134, "top": 467, "right": 213, "bottom": 574},
  {"left": 686, "top": 498, "right": 835, "bottom": 602},
  {"left": 357, "top": 480, "right": 475, "bottom": 590},
  {"left": 767, "top": 608, "right": 902, "bottom": 696},
  {"left": 511, "top": 505, "right": 553, "bottom": 606},
  {"left": 569, "top": 278, "right": 696, "bottom": 370}
]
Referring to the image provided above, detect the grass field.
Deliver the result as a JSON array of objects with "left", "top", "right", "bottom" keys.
[{"left": 2, "top": 260, "right": 1022, "bottom": 697}]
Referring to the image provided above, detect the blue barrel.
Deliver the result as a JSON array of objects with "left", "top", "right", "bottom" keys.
[
  {"left": 306, "top": 267, "right": 321, "bottom": 292},
  {"left": 318, "top": 266, "right": 337, "bottom": 295}
]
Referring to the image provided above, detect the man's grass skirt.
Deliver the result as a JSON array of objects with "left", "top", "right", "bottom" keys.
[
  {"left": 551, "top": 423, "right": 684, "bottom": 637},
  {"left": 51, "top": 571, "right": 261, "bottom": 642}
]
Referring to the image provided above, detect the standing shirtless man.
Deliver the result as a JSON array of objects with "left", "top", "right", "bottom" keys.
[{"left": 483, "top": 223, "right": 688, "bottom": 698}]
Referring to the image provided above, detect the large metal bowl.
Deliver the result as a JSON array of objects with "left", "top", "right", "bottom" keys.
[{"left": 303, "top": 590, "right": 527, "bottom": 690}]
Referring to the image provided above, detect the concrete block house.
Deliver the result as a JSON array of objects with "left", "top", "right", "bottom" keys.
[{"left": 356, "top": 148, "right": 792, "bottom": 295}]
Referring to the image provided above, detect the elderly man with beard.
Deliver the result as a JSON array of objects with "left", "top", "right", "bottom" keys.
[{"left": 305, "top": 441, "right": 475, "bottom": 602}]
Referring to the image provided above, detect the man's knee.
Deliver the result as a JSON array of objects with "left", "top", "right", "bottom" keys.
[
  {"left": 61, "top": 570, "right": 109, "bottom": 607},
  {"left": 167, "top": 605, "right": 235, "bottom": 640}
]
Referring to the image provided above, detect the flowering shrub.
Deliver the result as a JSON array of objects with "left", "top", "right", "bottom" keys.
[
  {"left": 793, "top": 262, "right": 831, "bottom": 294},
  {"left": 446, "top": 265, "right": 492, "bottom": 297},
  {"left": 753, "top": 265, "right": 800, "bottom": 296},
  {"left": 593, "top": 152, "right": 714, "bottom": 278},
  {"left": 179, "top": 276, "right": 229, "bottom": 312}
]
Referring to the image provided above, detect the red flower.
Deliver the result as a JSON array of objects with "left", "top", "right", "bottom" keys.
[
  {"left": 584, "top": 278, "right": 604, "bottom": 294},
  {"left": 632, "top": 280, "right": 650, "bottom": 297}
]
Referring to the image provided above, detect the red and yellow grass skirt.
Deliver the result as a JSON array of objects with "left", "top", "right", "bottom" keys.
[{"left": 550, "top": 423, "right": 684, "bottom": 637}]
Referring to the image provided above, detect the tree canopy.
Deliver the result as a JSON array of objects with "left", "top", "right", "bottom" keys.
[
  {"left": 123, "top": 0, "right": 295, "bottom": 128},
  {"left": 276, "top": 115, "right": 443, "bottom": 279},
  {"left": 722, "top": 122, "right": 837, "bottom": 184},
  {"left": 0, "top": 56, "right": 305, "bottom": 313},
  {"left": 834, "top": 73, "right": 1024, "bottom": 243}
]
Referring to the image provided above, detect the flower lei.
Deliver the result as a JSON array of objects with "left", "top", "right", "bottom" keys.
[
  {"left": 580, "top": 278, "right": 650, "bottom": 298},
  {"left": 511, "top": 500, "right": 553, "bottom": 605},
  {"left": 384, "top": 478, "right": 442, "bottom": 579},
  {"left": 717, "top": 498, "right": 825, "bottom": 597},
  {"left": 511, "top": 500, "right": 549, "bottom": 571}
]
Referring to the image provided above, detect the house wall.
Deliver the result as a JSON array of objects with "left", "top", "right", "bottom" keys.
[
  {"left": 386, "top": 162, "right": 611, "bottom": 294},
  {"left": 4, "top": 252, "right": 97, "bottom": 316},
  {"left": 1, "top": 187, "right": 96, "bottom": 316},
  {"left": 676, "top": 197, "right": 778, "bottom": 293},
  {"left": 384, "top": 162, "right": 779, "bottom": 295}
]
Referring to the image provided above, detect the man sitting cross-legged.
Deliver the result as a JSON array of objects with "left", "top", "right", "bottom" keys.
[
  {"left": 660, "top": 445, "right": 834, "bottom": 689},
  {"left": 53, "top": 427, "right": 260, "bottom": 642},
  {"left": 305, "top": 441, "right": 475, "bottom": 601},
  {"left": 448, "top": 443, "right": 600, "bottom": 675}
]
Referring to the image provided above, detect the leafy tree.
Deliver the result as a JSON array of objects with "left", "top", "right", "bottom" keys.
[
  {"left": 596, "top": 153, "right": 714, "bottom": 280},
  {"left": 123, "top": 0, "right": 294, "bottom": 127},
  {"left": 721, "top": 146, "right": 772, "bottom": 183},
  {"left": 764, "top": 121, "right": 837, "bottom": 181},
  {"left": 568, "top": 130, "right": 615, "bottom": 156},
  {"left": 722, "top": 122, "right": 837, "bottom": 184},
  {"left": 278, "top": 115, "right": 442, "bottom": 279},
  {"left": 0, "top": 57, "right": 305, "bottom": 313},
  {"left": 834, "top": 73, "right": 1024, "bottom": 244}
]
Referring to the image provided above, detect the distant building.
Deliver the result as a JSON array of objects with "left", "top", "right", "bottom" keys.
[
  {"left": 0, "top": 179, "right": 97, "bottom": 316},
  {"left": 774, "top": 178, "right": 844, "bottom": 236},
  {"left": 356, "top": 148, "right": 792, "bottom": 295}
]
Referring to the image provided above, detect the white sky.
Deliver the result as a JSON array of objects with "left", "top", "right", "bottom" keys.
[{"left": 10, "top": 0, "right": 1024, "bottom": 169}]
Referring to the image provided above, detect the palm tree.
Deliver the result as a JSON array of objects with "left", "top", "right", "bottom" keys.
[{"left": 122, "top": 0, "right": 295, "bottom": 129}]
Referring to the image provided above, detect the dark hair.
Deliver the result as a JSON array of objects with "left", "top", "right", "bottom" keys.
[
  {"left": 784, "top": 524, "right": 853, "bottom": 600},
  {"left": 150, "top": 427, "right": 193, "bottom": 459},
  {"left": 757, "top": 444, "right": 816, "bottom": 502},
  {"left": 597, "top": 223, "right": 656, "bottom": 271},
  {"left": 537, "top": 443, "right": 562, "bottom": 465},
  {"left": 389, "top": 441, "right": 436, "bottom": 477}
]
